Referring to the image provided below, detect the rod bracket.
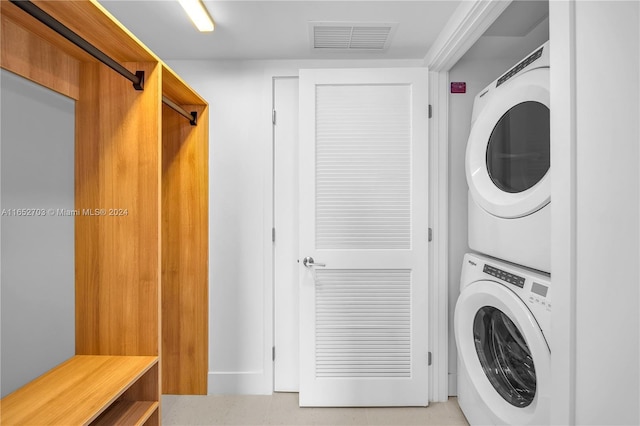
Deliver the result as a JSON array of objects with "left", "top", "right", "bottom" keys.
[
  {"left": 133, "top": 71, "right": 144, "bottom": 91},
  {"left": 162, "top": 95, "right": 198, "bottom": 126}
]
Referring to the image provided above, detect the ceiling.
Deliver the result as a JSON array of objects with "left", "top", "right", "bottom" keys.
[
  {"left": 484, "top": 0, "right": 547, "bottom": 37},
  {"left": 99, "top": 0, "right": 550, "bottom": 63},
  {"left": 98, "top": 0, "right": 461, "bottom": 61},
  {"left": 464, "top": 0, "right": 549, "bottom": 60}
]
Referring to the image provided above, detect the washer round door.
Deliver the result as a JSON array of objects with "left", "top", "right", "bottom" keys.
[
  {"left": 455, "top": 280, "right": 550, "bottom": 425},
  {"left": 466, "top": 68, "right": 550, "bottom": 219}
]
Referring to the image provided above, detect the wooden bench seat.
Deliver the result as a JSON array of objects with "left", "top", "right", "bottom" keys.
[{"left": 1, "top": 355, "right": 158, "bottom": 426}]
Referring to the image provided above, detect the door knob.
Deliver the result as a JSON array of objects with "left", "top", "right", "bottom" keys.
[{"left": 303, "top": 257, "right": 326, "bottom": 268}]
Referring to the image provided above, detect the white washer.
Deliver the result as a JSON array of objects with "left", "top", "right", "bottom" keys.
[
  {"left": 466, "top": 41, "right": 550, "bottom": 272},
  {"left": 455, "top": 253, "right": 551, "bottom": 425}
]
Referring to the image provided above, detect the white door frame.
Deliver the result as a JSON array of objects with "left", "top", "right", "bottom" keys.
[
  {"left": 269, "top": 0, "right": 515, "bottom": 402},
  {"left": 273, "top": 76, "right": 301, "bottom": 392},
  {"left": 547, "top": 3, "right": 576, "bottom": 423},
  {"left": 422, "top": 0, "right": 512, "bottom": 402}
]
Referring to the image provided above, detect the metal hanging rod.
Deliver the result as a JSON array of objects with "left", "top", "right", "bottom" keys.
[
  {"left": 163, "top": 96, "right": 198, "bottom": 126},
  {"left": 12, "top": 0, "right": 198, "bottom": 126},
  {"left": 9, "top": 0, "right": 144, "bottom": 90}
]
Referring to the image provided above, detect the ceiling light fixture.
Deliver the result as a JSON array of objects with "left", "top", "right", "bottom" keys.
[{"left": 178, "top": 0, "right": 214, "bottom": 32}]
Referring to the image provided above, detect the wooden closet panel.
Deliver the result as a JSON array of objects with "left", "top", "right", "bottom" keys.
[
  {"left": 120, "top": 362, "right": 159, "bottom": 402},
  {"left": 162, "top": 65, "right": 207, "bottom": 106},
  {"left": 75, "top": 61, "right": 162, "bottom": 357},
  {"left": 162, "top": 103, "right": 209, "bottom": 394},
  {"left": 0, "top": 1, "right": 96, "bottom": 64},
  {"left": 0, "top": 15, "right": 80, "bottom": 99},
  {"left": 31, "top": 0, "right": 158, "bottom": 63}
]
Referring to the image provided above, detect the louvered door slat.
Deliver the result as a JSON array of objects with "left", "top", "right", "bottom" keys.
[
  {"left": 314, "top": 269, "right": 411, "bottom": 379},
  {"left": 315, "top": 85, "right": 411, "bottom": 250}
]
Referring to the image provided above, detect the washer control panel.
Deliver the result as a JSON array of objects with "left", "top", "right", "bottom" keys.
[
  {"left": 531, "top": 281, "right": 548, "bottom": 297},
  {"left": 464, "top": 253, "right": 552, "bottom": 334},
  {"left": 530, "top": 281, "right": 551, "bottom": 312},
  {"left": 483, "top": 264, "right": 525, "bottom": 288},
  {"left": 482, "top": 263, "right": 551, "bottom": 312}
]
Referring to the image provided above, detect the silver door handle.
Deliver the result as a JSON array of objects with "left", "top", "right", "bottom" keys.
[{"left": 303, "top": 257, "right": 326, "bottom": 268}]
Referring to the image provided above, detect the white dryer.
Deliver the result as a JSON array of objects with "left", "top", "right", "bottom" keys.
[
  {"left": 466, "top": 41, "right": 550, "bottom": 272},
  {"left": 455, "top": 252, "right": 551, "bottom": 425}
]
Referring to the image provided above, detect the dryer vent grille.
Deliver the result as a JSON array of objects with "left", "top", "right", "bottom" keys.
[{"left": 497, "top": 46, "right": 544, "bottom": 87}]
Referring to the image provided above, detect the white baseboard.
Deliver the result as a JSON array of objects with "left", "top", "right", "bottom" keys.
[{"left": 208, "top": 371, "right": 272, "bottom": 395}]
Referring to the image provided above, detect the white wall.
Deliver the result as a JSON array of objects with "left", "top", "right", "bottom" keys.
[
  {"left": 446, "top": 18, "right": 549, "bottom": 395},
  {"left": 573, "top": 4, "right": 639, "bottom": 421},
  {"left": 0, "top": 70, "right": 75, "bottom": 397},
  {"left": 166, "top": 58, "right": 422, "bottom": 394},
  {"left": 550, "top": 1, "right": 640, "bottom": 424}
]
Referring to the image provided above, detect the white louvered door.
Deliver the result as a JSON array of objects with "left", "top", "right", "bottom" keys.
[{"left": 298, "top": 68, "right": 429, "bottom": 407}]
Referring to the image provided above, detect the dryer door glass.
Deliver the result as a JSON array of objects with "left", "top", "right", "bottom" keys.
[
  {"left": 473, "top": 306, "right": 536, "bottom": 407},
  {"left": 486, "top": 101, "right": 550, "bottom": 193}
]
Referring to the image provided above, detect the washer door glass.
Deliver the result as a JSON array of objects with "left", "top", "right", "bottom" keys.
[
  {"left": 473, "top": 306, "right": 536, "bottom": 407},
  {"left": 486, "top": 101, "right": 550, "bottom": 193}
]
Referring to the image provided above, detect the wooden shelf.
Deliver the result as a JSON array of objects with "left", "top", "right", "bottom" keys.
[
  {"left": 0, "top": 355, "right": 158, "bottom": 425},
  {"left": 90, "top": 401, "right": 159, "bottom": 426}
]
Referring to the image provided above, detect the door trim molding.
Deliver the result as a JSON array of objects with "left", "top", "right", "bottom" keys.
[
  {"left": 424, "top": 0, "right": 512, "bottom": 72},
  {"left": 548, "top": 1, "right": 577, "bottom": 423},
  {"left": 422, "top": 0, "right": 511, "bottom": 401},
  {"left": 428, "top": 70, "right": 450, "bottom": 402}
]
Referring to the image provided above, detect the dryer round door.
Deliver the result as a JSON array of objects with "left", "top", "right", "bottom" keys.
[
  {"left": 466, "top": 68, "right": 550, "bottom": 219},
  {"left": 455, "top": 280, "right": 550, "bottom": 425}
]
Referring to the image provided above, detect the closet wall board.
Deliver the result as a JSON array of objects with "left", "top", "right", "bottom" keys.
[
  {"left": 75, "top": 60, "right": 162, "bottom": 356},
  {"left": 0, "top": 69, "right": 76, "bottom": 398},
  {"left": 162, "top": 101, "right": 209, "bottom": 394}
]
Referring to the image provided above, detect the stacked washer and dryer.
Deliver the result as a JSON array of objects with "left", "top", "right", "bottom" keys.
[{"left": 455, "top": 41, "right": 553, "bottom": 425}]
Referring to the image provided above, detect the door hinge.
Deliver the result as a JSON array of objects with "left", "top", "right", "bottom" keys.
[
  {"left": 272, "top": 228, "right": 276, "bottom": 243},
  {"left": 428, "top": 351, "right": 432, "bottom": 366},
  {"left": 272, "top": 109, "right": 277, "bottom": 125},
  {"left": 428, "top": 104, "right": 432, "bottom": 119},
  {"left": 428, "top": 228, "right": 433, "bottom": 242},
  {"left": 272, "top": 346, "right": 276, "bottom": 361}
]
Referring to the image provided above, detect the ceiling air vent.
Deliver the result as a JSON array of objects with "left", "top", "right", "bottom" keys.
[{"left": 310, "top": 22, "right": 397, "bottom": 51}]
